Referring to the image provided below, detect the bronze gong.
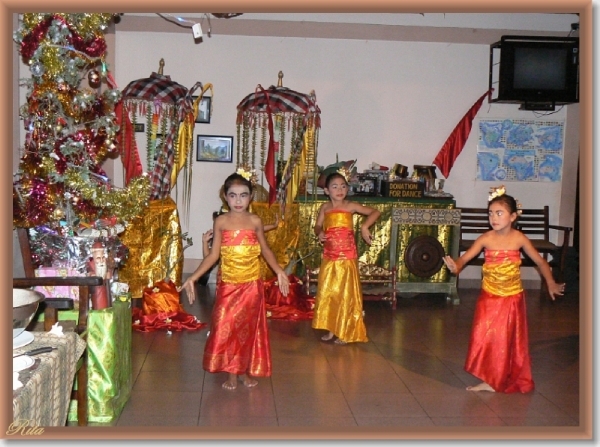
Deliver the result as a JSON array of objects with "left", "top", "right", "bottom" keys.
[{"left": 404, "top": 235, "right": 445, "bottom": 277}]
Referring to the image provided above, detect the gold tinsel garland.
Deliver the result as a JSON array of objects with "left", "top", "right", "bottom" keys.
[
  {"left": 145, "top": 106, "right": 153, "bottom": 172},
  {"left": 260, "top": 118, "right": 267, "bottom": 187},
  {"left": 278, "top": 113, "right": 286, "bottom": 164},
  {"left": 64, "top": 169, "right": 151, "bottom": 222},
  {"left": 241, "top": 113, "right": 250, "bottom": 167},
  {"left": 236, "top": 123, "right": 241, "bottom": 168},
  {"left": 251, "top": 115, "right": 257, "bottom": 170},
  {"left": 21, "top": 13, "right": 115, "bottom": 36}
]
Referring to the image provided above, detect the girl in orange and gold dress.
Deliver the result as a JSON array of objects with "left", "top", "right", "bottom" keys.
[
  {"left": 178, "top": 170, "right": 289, "bottom": 390},
  {"left": 444, "top": 186, "right": 565, "bottom": 393},
  {"left": 311, "top": 170, "right": 381, "bottom": 344}
]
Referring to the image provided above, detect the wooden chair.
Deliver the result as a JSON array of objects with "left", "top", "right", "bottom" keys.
[{"left": 12, "top": 228, "right": 103, "bottom": 426}]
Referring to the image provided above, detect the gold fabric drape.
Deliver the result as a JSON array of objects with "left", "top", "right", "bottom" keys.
[
  {"left": 119, "top": 197, "right": 183, "bottom": 298},
  {"left": 249, "top": 202, "right": 300, "bottom": 279},
  {"left": 295, "top": 196, "right": 455, "bottom": 283}
]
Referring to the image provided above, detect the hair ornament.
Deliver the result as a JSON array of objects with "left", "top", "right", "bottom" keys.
[
  {"left": 336, "top": 166, "right": 351, "bottom": 182},
  {"left": 489, "top": 185, "right": 522, "bottom": 215},
  {"left": 516, "top": 200, "right": 523, "bottom": 216},
  {"left": 488, "top": 185, "right": 506, "bottom": 201},
  {"left": 236, "top": 167, "right": 257, "bottom": 185}
]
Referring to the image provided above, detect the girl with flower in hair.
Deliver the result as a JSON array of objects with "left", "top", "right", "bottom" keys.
[
  {"left": 443, "top": 186, "right": 565, "bottom": 393},
  {"left": 178, "top": 170, "right": 289, "bottom": 390},
  {"left": 312, "top": 169, "right": 381, "bottom": 344}
]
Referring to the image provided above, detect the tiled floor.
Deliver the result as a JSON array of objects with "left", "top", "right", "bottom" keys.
[{"left": 116, "top": 269, "right": 580, "bottom": 429}]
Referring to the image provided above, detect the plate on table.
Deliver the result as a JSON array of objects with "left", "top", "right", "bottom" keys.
[
  {"left": 13, "top": 331, "right": 35, "bottom": 350},
  {"left": 13, "top": 355, "right": 34, "bottom": 372}
]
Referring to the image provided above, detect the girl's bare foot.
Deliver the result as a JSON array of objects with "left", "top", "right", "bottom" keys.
[
  {"left": 239, "top": 374, "right": 258, "bottom": 388},
  {"left": 222, "top": 373, "right": 237, "bottom": 390},
  {"left": 466, "top": 382, "right": 495, "bottom": 392},
  {"left": 321, "top": 331, "right": 334, "bottom": 341},
  {"left": 334, "top": 338, "right": 347, "bottom": 345}
]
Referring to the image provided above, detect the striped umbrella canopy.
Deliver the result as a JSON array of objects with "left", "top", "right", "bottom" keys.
[{"left": 237, "top": 85, "right": 320, "bottom": 120}]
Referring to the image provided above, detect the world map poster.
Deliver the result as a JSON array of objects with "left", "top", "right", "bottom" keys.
[{"left": 476, "top": 119, "right": 565, "bottom": 182}]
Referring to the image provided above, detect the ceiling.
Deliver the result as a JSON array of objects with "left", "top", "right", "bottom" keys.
[{"left": 117, "top": 13, "right": 580, "bottom": 45}]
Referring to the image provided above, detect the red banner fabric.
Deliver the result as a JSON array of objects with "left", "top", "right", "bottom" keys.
[{"left": 432, "top": 89, "right": 491, "bottom": 178}]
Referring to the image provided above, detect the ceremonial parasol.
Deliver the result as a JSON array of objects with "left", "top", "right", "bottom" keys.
[
  {"left": 236, "top": 72, "right": 320, "bottom": 207},
  {"left": 117, "top": 59, "right": 212, "bottom": 215}
]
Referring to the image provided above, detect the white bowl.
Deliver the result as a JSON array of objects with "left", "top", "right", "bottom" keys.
[{"left": 13, "top": 289, "right": 44, "bottom": 338}]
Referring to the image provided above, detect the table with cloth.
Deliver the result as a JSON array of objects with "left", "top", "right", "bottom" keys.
[
  {"left": 252, "top": 195, "right": 456, "bottom": 283},
  {"left": 12, "top": 331, "right": 85, "bottom": 427}
]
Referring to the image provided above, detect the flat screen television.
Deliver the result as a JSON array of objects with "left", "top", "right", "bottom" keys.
[{"left": 489, "top": 35, "right": 579, "bottom": 110}]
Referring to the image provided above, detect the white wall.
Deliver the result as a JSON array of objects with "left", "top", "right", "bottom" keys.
[
  {"left": 112, "top": 30, "right": 577, "bottom": 283},
  {"left": 14, "top": 14, "right": 579, "bottom": 285}
]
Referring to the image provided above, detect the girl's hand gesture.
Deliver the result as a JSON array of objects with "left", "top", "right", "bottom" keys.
[
  {"left": 202, "top": 229, "right": 213, "bottom": 243},
  {"left": 546, "top": 281, "right": 565, "bottom": 301},
  {"left": 177, "top": 278, "right": 196, "bottom": 305},
  {"left": 361, "top": 226, "right": 373, "bottom": 245},
  {"left": 317, "top": 231, "right": 326, "bottom": 243},
  {"left": 276, "top": 271, "right": 290, "bottom": 297},
  {"left": 443, "top": 256, "right": 458, "bottom": 274}
]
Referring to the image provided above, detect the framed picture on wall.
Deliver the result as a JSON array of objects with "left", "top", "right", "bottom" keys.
[
  {"left": 196, "top": 135, "right": 233, "bottom": 163},
  {"left": 192, "top": 96, "right": 211, "bottom": 124}
]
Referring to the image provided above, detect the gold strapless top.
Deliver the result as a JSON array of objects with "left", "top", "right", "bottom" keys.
[
  {"left": 481, "top": 249, "right": 523, "bottom": 296},
  {"left": 220, "top": 229, "right": 261, "bottom": 283},
  {"left": 323, "top": 211, "right": 357, "bottom": 260},
  {"left": 324, "top": 210, "right": 353, "bottom": 230}
]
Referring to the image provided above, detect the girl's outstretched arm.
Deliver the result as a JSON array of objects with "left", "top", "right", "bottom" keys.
[{"left": 444, "top": 234, "right": 487, "bottom": 275}]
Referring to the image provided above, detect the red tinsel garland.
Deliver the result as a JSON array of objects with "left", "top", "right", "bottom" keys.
[{"left": 20, "top": 14, "right": 106, "bottom": 62}]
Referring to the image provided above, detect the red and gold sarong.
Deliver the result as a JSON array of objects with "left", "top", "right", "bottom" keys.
[
  {"left": 203, "top": 229, "right": 272, "bottom": 376},
  {"left": 465, "top": 249, "right": 534, "bottom": 393}
]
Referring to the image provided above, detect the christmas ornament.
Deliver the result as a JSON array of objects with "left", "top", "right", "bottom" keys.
[
  {"left": 88, "top": 69, "right": 101, "bottom": 88},
  {"left": 30, "top": 61, "right": 44, "bottom": 77}
]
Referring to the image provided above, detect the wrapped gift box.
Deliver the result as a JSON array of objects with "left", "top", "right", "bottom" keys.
[{"left": 34, "top": 267, "right": 82, "bottom": 301}]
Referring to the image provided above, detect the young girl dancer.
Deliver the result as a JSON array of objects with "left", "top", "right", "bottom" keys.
[
  {"left": 443, "top": 186, "right": 564, "bottom": 393},
  {"left": 178, "top": 170, "right": 289, "bottom": 390},
  {"left": 311, "top": 169, "right": 381, "bottom": 344}
]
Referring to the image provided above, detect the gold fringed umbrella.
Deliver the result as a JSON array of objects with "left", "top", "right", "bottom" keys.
[{"left": 235, "top": 71, "right": 321, "bottom": 209}]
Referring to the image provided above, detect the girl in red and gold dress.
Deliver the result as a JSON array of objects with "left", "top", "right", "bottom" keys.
[
  {"left": 444, "top": 186, "right": 565, "bottom": 393},
  {"left": 311, "top": 170, "right": 381, "bottom": 344},
  {"left": 178, "top": 170, "right": 289, "bottom": 390}
]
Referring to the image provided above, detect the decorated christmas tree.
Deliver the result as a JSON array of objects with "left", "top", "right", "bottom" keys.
[{"left": 12, "top": 13, "right": 150, "bottom": 272}]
